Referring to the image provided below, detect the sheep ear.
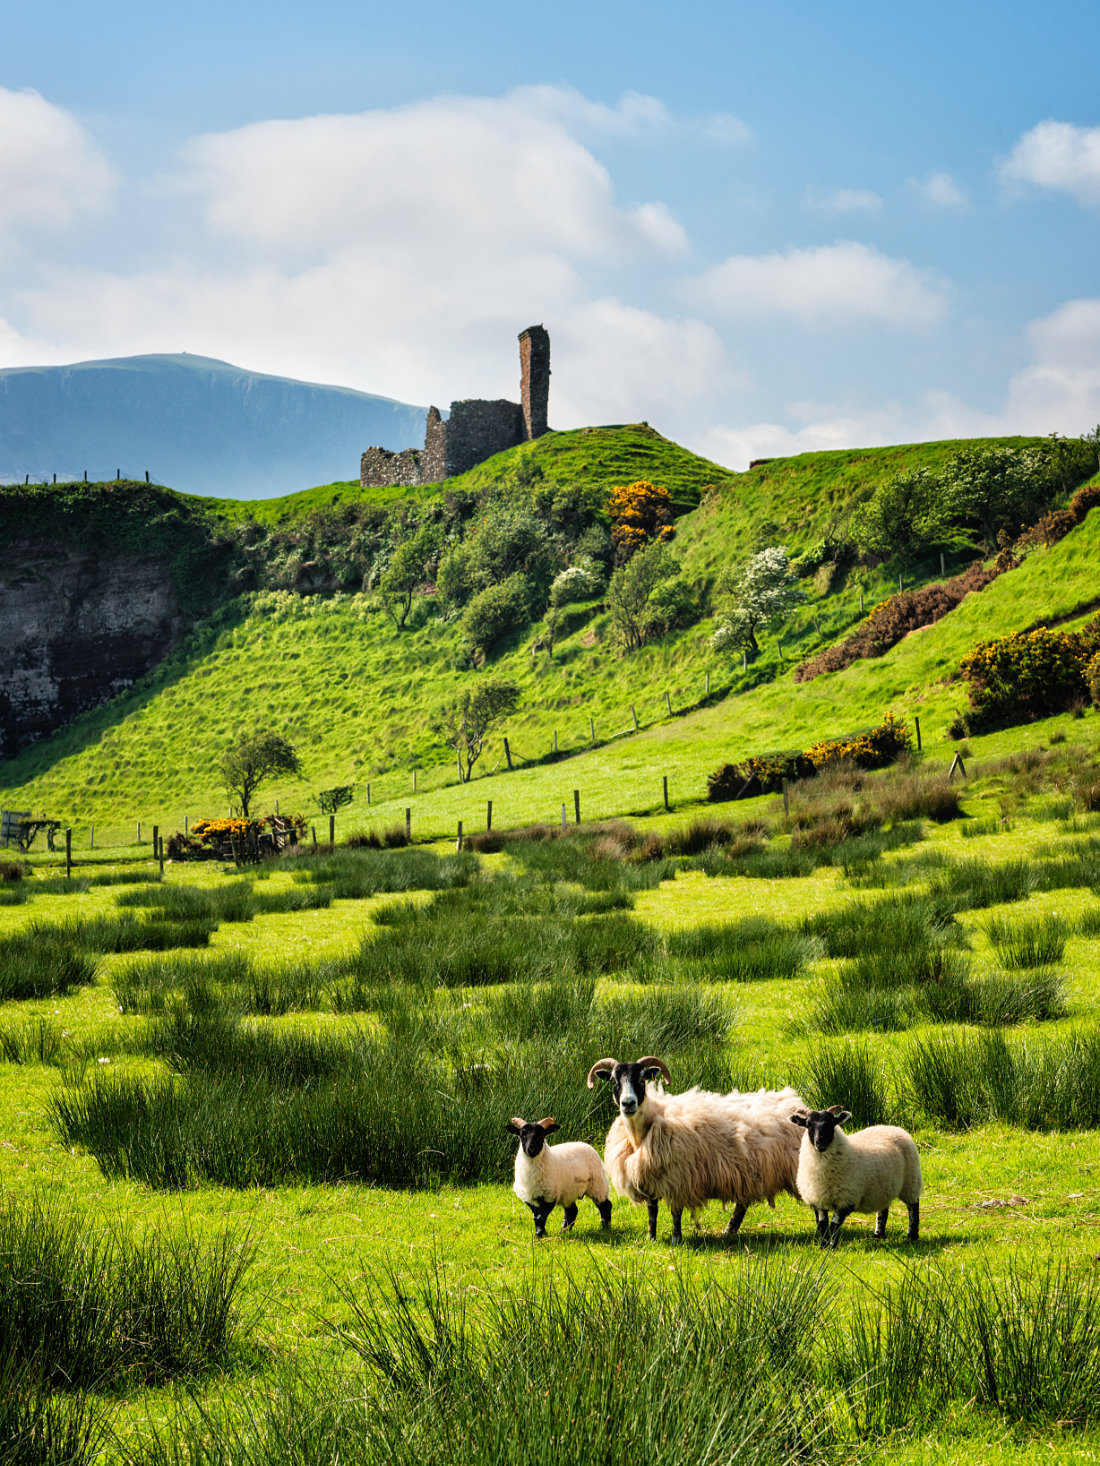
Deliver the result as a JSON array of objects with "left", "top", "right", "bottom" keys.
[
  {"left": 835, "top": 1111, "right": 852, "bottom": 1127},
  {"left": 539, "top": 1118, "right": 560, "bottom": 1134},
  {"left": 790, "top": 1113, "right": 808, "bottom": 1127},
  {"left": 506, "top": 1118, "right": 525, "bottom": 1134}
]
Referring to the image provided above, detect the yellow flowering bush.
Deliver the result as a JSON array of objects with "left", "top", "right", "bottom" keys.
[{"left": 958, "top": 617, "right": 1100, "bottom": 729}]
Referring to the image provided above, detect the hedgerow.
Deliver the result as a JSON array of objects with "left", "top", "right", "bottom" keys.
[{"left": 708, "top": 714, "right": 912, "bottom": 801}]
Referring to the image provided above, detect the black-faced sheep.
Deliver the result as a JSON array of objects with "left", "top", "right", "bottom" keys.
[
  {"left": 790, "top": 1105, "right": 922, "bottom": 1248},
  {"left": 587, "top": 1056, "right": 807, "bottom": 1244},
  {"left": 507, "top": 1116, "right": 612, "bottom": 1239}
]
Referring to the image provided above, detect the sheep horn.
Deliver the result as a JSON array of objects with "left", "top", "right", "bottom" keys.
[
  {"left": 587, "top": 1058, "right": 618, "bottom": 1089},
  {"left": 637, "top": 1056, "right": 671, "bottom": 1082}
]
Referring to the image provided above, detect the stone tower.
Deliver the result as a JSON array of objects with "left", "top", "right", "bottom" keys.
[{"left": 518, "top": 325, "right": 550, "bottom": 441}]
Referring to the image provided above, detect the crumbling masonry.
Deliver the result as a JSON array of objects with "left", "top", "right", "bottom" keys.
[{"left": 360, "top": 325, "right": 550, "bottom": 488}]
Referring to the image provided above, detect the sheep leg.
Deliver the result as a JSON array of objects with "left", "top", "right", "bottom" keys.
[
  {"left": 827, "top": 1207, "right": 852, "bottom": 1248},
  {"left": 874, "top": 1208, "right": 889, "bottom": 1240},
  {"left": 527, "top": 1200, "right": 555, "bottom": 1239},
  {"left": 905, "top": 1201, "right": 920, "bottom": 1242},
  {"left": 647, "top": 1200, "right": 660, "bottom": 1240},
  {"left": 561, "top": 1203, "right": 579, "bottom": 1232},
  {"left": 724, "top": 1203, "right": 747, "bottom": 1237},
  {"left": 814, "top": 1209, "right": 830, "bottom": 1245},
  {"left": 596, "top": 1199, "right": 613, "bottom": 1229},
  {"left": 669, "top": 1208, "right": 684, "bottom": 1245}
]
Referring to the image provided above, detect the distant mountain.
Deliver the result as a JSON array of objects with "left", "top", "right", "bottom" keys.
[{"left": 0, "top": 353, "right": 427, "bottom": 498}]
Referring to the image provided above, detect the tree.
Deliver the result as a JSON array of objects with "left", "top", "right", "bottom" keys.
[
  {"left": 431, "top": 678, "right": 521, "bottom": 783},
  {"left": 606, "top": 541, "right": 679, "bottom": 652},
  {"left": 379, "top": 525, "right": 440, "bottom": 629},
  {"left": 850, "top": 469, "right": 950, "bottom": 566},
  {"left": 607, "top": 481, "right": 675, "bottom": 562},
  {"left": 219, "top": 733, "right": 302, "bottom": 817},
  {"left": 711, "top": 547, "right": 806, "bottom": 661},
  {"left": 939, "top": 446, "right": 1055, "bottom": 551},
  {"left": 317, "top": 785, "right": 355, "bottom": 816}
]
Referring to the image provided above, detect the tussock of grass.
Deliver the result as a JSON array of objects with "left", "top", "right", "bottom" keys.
[
  {"left": 906, "top": 1028, "right": 1100, "bottom": 1129},
  {"left": 0, "top": 927, "right": 99, "bottom": 1000},
  {"left": 983, "top": 911, "right": 1070, "bottom": 967},
  {"left": 0, "top": 1196, "right": 255, "bottom": 1387}
]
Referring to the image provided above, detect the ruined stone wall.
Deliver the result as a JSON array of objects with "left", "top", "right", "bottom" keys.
[
  {"left": 0, "top": 541, "right": 185, "bottom": 759},
  {"left": 442, "top": 399, "right": 525, "bottom": 478},
  {"left": 519, "top": 325, "right": 550, "bottom": 440},
  {"left": 360, "top": 446, "right": 425, "bottom": 488},
  {"left": 420, "top": 406, "right": 447, "bottom": 483},
  {"left": 358, "top": 325, "right": 549, "bottom": 487}
]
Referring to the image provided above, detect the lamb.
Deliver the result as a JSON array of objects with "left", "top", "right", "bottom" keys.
[
  {"left": 790, "top": 1105, "right": 922, "bottom": 1248},
  {"left": 587, "top": 1055, "right": 807, "bottom": 1244},
  {"left": 507, "top": 1116, "right": 613, "bottom": 1239}
]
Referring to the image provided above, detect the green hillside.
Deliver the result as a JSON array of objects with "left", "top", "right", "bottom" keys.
[{"left": 1, "top": 428, "right": 1094, "bottom": 839}]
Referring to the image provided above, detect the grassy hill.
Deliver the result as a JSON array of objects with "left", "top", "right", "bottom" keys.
[{"left": 1, "top": 428, "right": 1094, "bottom": 840}]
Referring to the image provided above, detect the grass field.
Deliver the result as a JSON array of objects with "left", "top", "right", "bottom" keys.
[{"left": 2, "top": 737, "right": 1100, "bottom": 1462}]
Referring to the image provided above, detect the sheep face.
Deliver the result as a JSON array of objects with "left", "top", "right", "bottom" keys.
[
  {"left": 790, "top": 1107, "right": 852, "bottom": 1153},
  {"left": 506, "top": 1116, "right": 560, "bottom": 1158},
  {"left": 596, "top": 1061, "right": 667, "bottom": 1118}
]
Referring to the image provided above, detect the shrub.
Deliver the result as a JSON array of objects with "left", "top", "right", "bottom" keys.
[
  {"left": 708, "top": 716, "right": 912, "bottom": 802},
  {"left": 1088, "top": 650, "right": 1100, "bottom": 710},
  {"left": 958, "top": 617, "right": 1100, "bottom": 730},
  {"left": 459, "top": 572, "right": 533, "bottom": 657},
  {"left": 795, "top": 560, "right": 1007, "bottom": 682}
]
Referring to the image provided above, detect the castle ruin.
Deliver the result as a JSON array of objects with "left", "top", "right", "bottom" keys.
[{"left": 360, "top": 325, "right": 550, "bottom": 488}]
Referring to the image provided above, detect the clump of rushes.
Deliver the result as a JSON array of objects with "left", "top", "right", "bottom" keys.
[
  {"left": 983, "top": 911, "right": 1070, "bottom": 968},
  {"left": 0, "top": 1195, "right": 256, "bottom": 1387},
  {"left": 0, "top": 927, "right": 98, "bottom": 1000}
]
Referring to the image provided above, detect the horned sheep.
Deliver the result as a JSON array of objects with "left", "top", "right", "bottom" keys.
[
  {"left": 587, "top": 1056, "right": 808, "bottom": 1243},
  {"left": 790, "top": 1105, "right": 923, "bottom": 1248},
  {"left": 507, "top": 1116, "right": 613, "bottom": 1238}
]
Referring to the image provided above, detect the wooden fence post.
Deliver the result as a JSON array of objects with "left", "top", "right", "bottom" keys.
[
  {"left": 486, "top": 801, "right": 493, "bottom": 831},
  {"left": 940, "top": 552, "right": 946, "bottom": 577},
  {"left": 574, "top": 789, "right": 581, "bottom": 825},
  {"left": 631, "top": 706, "right": 639, "bottom": 731},
  {"left": 914, "top": 716, "right": 922, "bottom": 752},
  {"left": 137, "top": 821, "right": 141, "bottom": 845},
  {"left": 560, "top": 804, "right": 567, "bottom": 831},
  {"left": 405, "top": 808, "right": 411, "bottom": 841},
  {"left": 663, "top": 776, "right": 669, "bottom": 812},
  {"left": 706, "top": 670, "right": 711, "bottom": 695},
  {"left": 152, "top": 826, "right": 158, "bottom": 869},
  {"left": 553, "top": 730, "right": 558, "bottom": 754},
  {"left": 413, "top": 770, "right": 417, "bottom": 792},
  {"left": 158, "top": 836, "right": 165, "bottom": 875},
  {"left": 504, "top": 738, "right": 513, "bottom": 771},
  {"left": 456, "top": 820, "right": 463, "bottom": 852},
  {"left": 948, "top": 752, "right": 967, "bottom": 781},
  {"left": 742, "top": 650, "right": 747, "bottom": 671},
  {"left": 184, "top": 814, "right": 189, "bottom": 836},
  {"left": 65, "top": 828, "right": 72, "bottom": 880},
  {"left": 367, "top": 784, "right": 371, "bottom": 805},
  {"left": 590, "top": 716, "right": 595, "bottom": 743},
  {"left": 90, "top": 825, "right": 94, "bottom": 850},
  {"left": 665, "top": 691, "right": 672, "bottom": 716},
  {"left": 860, "top": 592, "right": 865, "bottom": 613},
  {"left": 329, "top": 814, "right": 335, "bottom": 845},
  {"left": 311, "top": 825, "right": 317, "bottom": 848}
]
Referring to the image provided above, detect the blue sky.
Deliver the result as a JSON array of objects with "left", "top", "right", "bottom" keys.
[{"left": 3, "top": 0, "right": 1099, "bottom": 469}]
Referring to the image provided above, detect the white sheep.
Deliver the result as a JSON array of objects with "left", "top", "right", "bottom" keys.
[
  {"left": 790, "top": 1105, "right": 923, "bottom": 1248},
  {"left": 587, "top": 1056, "right": 807, "bottom": 1244},
  {"left": 507, "top": 1116, "right": 612, "bottom": 1238}
]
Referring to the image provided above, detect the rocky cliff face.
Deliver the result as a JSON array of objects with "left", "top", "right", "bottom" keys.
[{"left": 0, "top": 540, "right": 185, "bottom": 759}]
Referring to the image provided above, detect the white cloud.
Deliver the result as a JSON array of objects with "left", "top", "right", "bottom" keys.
[
  {"left": 685, "top": 241, "right": 950, "bottom": 329},
  {"left": 179, "top": 89, "right": 687, "bottom": 262},
  {"left": 0, "top": 86, "right": 116, "bottom": 249},
  {"left": 1001, "top": 120, "right": 1100, "bottom": 205},
  {"left": 805, "top": 186, "right": 883, "bottom": 213},
  {"left": 701, "top": 112, "right": 753, "bottom": 146},
  {"left": 908, "top": 171, "right": 968, "bottom": 208}
]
